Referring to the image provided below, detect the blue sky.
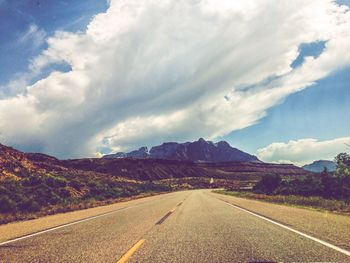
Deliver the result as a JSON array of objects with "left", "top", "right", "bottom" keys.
[
  {"left": 0, "top": 0, "right": 349, "bottom": 164},
  {"left": 0, "top": 0, "right": 108, "bottom": 85}
]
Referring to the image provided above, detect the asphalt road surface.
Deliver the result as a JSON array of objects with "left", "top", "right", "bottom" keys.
[{"left": 1, "top": 190, "right": 350, "bottom": 262}]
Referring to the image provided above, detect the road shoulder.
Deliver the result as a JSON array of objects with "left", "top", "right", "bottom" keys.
[{"left": 210, "top": 191, "right": 350, "bottom": 251}]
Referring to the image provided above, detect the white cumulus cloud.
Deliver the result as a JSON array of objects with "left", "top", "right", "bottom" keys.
[
  {"left": 0, "top": 0, "right": 350, "bottom": 158},
  {"left": 256, "top": 137, "right": 350, "bottom": 166}
]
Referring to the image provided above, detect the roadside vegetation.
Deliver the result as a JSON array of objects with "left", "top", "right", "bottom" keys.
[
  {"left": 217, "top": 153, "right": 350, "bottom": 214},
  {"left": 0, "top": 173, "right": 171, "bottom": 224},
  {"left": 0, "top": 171, "right": 242, "bottom": 224}
]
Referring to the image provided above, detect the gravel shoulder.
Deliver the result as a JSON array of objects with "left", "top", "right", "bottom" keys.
[{"left": 210, "top": 190, "right": 350, "bottom": 250}]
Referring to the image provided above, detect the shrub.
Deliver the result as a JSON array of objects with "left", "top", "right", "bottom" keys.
[
  {"left": 58, "top": 188, "right": 71, "bottom": 198},
  {"left": 0, "top": 196, "right": 17, "bottom": 213},
  {"left": 45, "top": 175, "right": 67, "bottom": 188},
  {"left": 291, "top": 174, "right": 323, "bottom": 197},
  {"left": 253, "top": 174, "right": 282, "bottom": 194},
  {"left": 22, "top": 176, "right": 44, "bottom": 187},
  {"left": 69, "top": 180, "right": 82, "bottom": 190},
  {"left": 19, "top": 199, "right": 41, "bottom": 212},
  {"left": 321, "top": 175, "right": 342, "bottom": 199},
  {"left": 0, "top": 186, "right": 12, "bottom": 196}
]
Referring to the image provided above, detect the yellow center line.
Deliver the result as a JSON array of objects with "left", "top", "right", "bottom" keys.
[
  {"left": 117, "top": 239, "right": 145, "bottom": 263},
  {"left": 117, "top": 201, "right": 182, "bottom": 261}
]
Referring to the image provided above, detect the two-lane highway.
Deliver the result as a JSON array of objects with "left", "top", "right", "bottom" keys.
[{"left": 1, "top": 190, "right": 350, "bottom": 262}]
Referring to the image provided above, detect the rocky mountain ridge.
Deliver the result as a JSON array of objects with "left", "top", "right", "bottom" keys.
[
  {"left": 103, "top": 138, "right": 260, "bottom": 163},
  {"left": 0, "top": 142, "right": 306, "bottom": 183}
]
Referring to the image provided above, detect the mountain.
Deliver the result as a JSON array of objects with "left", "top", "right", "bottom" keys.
[
  {"left": 302, "top": 160, "right": 336, "bottom": 173},
  {"left": 1, "top": 142, "right": 306, "bottom": 185},
  {"left": 0, "top": 141, "right": 307, "bottom": 186},
  {"left": 103, "top": 147, "right": 149, "bottom": 159},
  {"left": 103, "top": 138, "right": 261, "bottom": 163},
  {"left": 150, "top": 138, "right": 260, "bottom": 162}
]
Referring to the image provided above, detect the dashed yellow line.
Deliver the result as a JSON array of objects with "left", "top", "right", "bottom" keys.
[
  {"left": 117, "top": 201, "right": 184, "bottom": 261},
  {"left": 117, "top": 239, "right": 145, "bottom": 263}
]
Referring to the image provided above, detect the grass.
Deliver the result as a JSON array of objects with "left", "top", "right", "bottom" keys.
[{"left": 214, "top": 190, "right": 350, "bottom": 214}]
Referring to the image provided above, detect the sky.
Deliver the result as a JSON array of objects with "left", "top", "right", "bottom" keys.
[{"left": 0, "top": 0, "right": 349, "bottom": 165}]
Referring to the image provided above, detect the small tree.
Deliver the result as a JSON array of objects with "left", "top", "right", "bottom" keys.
[
  {"left": 335, "top": 153, "right": 350, "bottom": 177},
  {"left": 321, "top": 166, "right": 329, "bottom": 177}
]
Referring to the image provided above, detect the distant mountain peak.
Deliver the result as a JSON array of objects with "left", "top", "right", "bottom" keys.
[
  {"left": 103, "top": 138, "right": 261, "bottom": 163},
  {"left": 302, "top": 160, "right": 336, "bottom": 173},
  {"left": 103, "top": 146, "right": 149, "bottom": 159}
]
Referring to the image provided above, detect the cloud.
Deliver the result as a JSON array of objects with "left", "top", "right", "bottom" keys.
[
  {"left": 256, "top": 137, "right": 350, "bottom": 166},
  {"left": 18, "top": 24, "right": 46, "bottom": 49},
  {"left": 0, "top": 0, "right": 350, "bottom": 158}
]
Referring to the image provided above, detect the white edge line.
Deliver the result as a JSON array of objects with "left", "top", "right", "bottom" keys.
[
  {"left": 221, "top": 200, "right": 350, "bottom": 257},
  {"left": 0, "top": 206, "right": 133, "bottom": 246}
]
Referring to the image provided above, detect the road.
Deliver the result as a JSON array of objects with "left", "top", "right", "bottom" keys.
[{"left": 0, "top": 190, "right": 350, "bottom": 262}]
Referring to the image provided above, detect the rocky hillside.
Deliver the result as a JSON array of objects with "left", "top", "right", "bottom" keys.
[
  {"left": 0, "top": 143, "right": 171, "bottom": 223},
  {"left": 104, "top": 138, "right": 260, "bottom": 163},
  {"left": 0, "top": 144, "right": 58, "bottom": 181}
]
